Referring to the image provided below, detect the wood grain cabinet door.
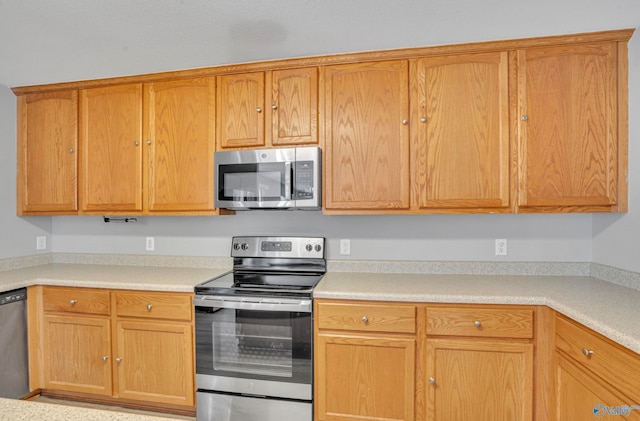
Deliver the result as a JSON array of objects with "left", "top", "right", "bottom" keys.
[
  {"left": 79, "top": 84, "right": 143, "bottom": 212},
  {"left": 17, "top": 91, "right": 78, "bottom": 214},
  {"left": 413, "top": 52, "right": 510, "bottom": 211},
  {"left": 267, "top": 67, "right": 318, "bottom": 146},
  {"left": 144, "top": 78, "right": 215, "bottom": 212},
  {"left": 217, "top": 72, "right": 265, "bottom": 149},
  {"left": 323, "top": 60, "right": 410, "bottom": 211},
  {"left": 426, "top": 338, "right": 533, "bottom": 421},
  {"left": 315, "top": 333, "right": 415, "bottom": 421},
  {"left": 43, "top": 314, "right": 112, "bottom": 395},
  {"left": 517, "top": 43, "right": 619, "bottom": 211}
]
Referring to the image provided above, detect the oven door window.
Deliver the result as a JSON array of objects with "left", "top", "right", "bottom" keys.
[
  {"left": 218, "top": 163, "right": 289, "bottom": 202},
  {"left": 196, "top": 307, "right": 311, "bottom": 384}
]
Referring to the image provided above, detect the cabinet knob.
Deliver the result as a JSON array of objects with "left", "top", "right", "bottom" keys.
[
  {"left": 402, "top": 119, "right": 409, "bottom": 125},
  {"left": 429, "top": 377, "right": 435, "bottom": 385},
  {"left": 146, "top": 139, "right": 151, "bottom": 145},
  {"left": 271, "top": 104, "right": 277, "bottom": 110},
  {"left": 521, "top": 115, "right": 529, "bottom": 121},
  {"left": 134, "top": 141, "right": 139, "bottom": 146},
  {"left": 582, "top": 347, "right": 594, "bottom": 357},
  {"left": 420, "top": 117, "right": 427, "bottom": 123},
  {"left": 69, "top": 299, "right": 77, "bottom": 306},
  {"left": 474, "top": 320, "right": 481, "bottom": 328},
  {"left": 256, "top": 107, "right": 262, "bottom": 113},
  {"left": 68, "top": 148, "right": 75, "bottom": 153},
  {"left": 102, "top": 356, "right": 109, "bottom": 362},
  {"left": 146, "top": 304, "right": 153, "bottom": 311},
  {"left": 361, "top": 316, "right": 369, "bottom": 324},
  {"left": 115, "top": 357, "right": 122, "bottom": 364}
]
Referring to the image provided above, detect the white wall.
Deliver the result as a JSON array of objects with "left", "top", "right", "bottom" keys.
[{"left": 0, "top": 85, "right": 51, "bottom": 258}]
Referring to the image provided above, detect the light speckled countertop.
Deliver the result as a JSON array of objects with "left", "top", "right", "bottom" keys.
[
  {"left": 0, "top": 398, "right": 185, "bottom": 421},
  {"left": 314, "top": 272, "right": 640, "bottom": 355}
]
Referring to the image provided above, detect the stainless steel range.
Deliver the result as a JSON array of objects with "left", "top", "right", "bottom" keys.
[{"left": 194, "top": 236, "right": 325, "bottom": 421}]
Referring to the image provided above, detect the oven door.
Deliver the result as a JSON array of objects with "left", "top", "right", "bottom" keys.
[{"left": 194, "top": 296, "right": 313, "bottom": 400}]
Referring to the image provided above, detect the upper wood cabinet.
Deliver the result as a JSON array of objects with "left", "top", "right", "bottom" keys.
[
  {"left": 217, "top": 68, "right": 319, "bottom": 150},
  {"left": 412, "top": 52, "right": 511, "bottom": 212},
  {"left": 517, "top": 42, "right": 624, "bottom": 212},
  {"left": 144, "top": 77, "right": 216, "bottom": 213},
  {"left": 17, "top": 91, "right": 78, "bottom": 215},
  {"left": 79, "top": 84, "right": 143, "bottom": 213},
  {"left": 323, "top": 60, "right": 411, "bottom": 211}
]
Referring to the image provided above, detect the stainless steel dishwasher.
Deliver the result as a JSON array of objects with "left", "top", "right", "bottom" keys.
[{"left": 0, "top": 288, "right": 29, "bottom": 399}]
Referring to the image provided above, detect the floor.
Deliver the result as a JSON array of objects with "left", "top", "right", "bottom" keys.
[{"left": 34, "top": 396, "right": 195, "bottom": 420}]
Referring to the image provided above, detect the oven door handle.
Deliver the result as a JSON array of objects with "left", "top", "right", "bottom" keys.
[{"left": 194, "top": 296, "right": 312, "bottom": 313}]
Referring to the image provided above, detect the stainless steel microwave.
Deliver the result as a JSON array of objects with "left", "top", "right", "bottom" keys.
[{"left": 214, "top": 147, "right": 321, "bottom": 210}]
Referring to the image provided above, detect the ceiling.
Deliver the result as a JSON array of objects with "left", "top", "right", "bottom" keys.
[{"left": 0, "top": 0, "right": 638, "bottom": 89}]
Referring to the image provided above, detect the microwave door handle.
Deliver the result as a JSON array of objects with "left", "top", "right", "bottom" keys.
[{"left": 284, "top": 161, "right": 293, "bottom": 200}]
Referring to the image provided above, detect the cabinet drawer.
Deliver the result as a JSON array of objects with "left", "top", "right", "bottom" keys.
[
  {"left": 115, "top": 291, "right": 192, "bottom": 321},
  {"left": 426, "top": 306, "right": 534, "bottom": 338},
  {"left": 316, "top": 301, "right": 416, "bottom": 334},
  {"left": 556, "top": 315, "right": 640, "bottom": 399},
  {"left": 43, "top": 287, "right": 110, "bottom": 315}
]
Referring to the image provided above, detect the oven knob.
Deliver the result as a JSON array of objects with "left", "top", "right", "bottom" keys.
[
  {"left": 233, "top": 243, "right": 240, "bottom": 250},
  {"left": 241, "top": 243, "right": 249, "bottom": 251},
  {"left": 315, "top": 244, "right": 322, "bottom": 252},
  {"left": 305, "top": 244, "right": 313, "bottom": 252}
]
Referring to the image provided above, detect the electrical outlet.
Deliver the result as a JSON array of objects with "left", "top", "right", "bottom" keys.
[
  {"left": 146, "top": 237, "right": 155, "bottom": 251},
  {"left": 36, "top": 236, "right": 46, "bottom": 250},
  {"left": 340, "top": 239, "right": 351, "bottom": 256},
  {"left": 495, "top": 239, "right": 507, "bottom": 256}
]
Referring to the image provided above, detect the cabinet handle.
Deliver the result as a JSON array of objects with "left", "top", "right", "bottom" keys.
[
  {"left": 582, "top": 348, "right": 594, "bottom": 357},
  {"left": 115, "top": 357, "right": 122, "bottom": 364},
  {"left": 402, "top": 119, "right": 409, "bottom": 125},
  {"left": 102, "top": 356, "right": 109, "bottom": 362},
  {"left": 68, "top": 148, "right": 75, "bottom": 153},
  {"left": 134, "top": 141, "right": 139, "bottom": 146},
  {"left": 146, "top": 139, "right": 151, "bottom": 145},
  {"left": 474, "top": 320, "right": 481, "bottom": 328},
  {"left": 271, "top": 104, "right": 277, "bottom": 110},
  {"left": 256, "top": 107, "right": 262, "bottom": 113},
  {"left": 69, "top": 299, "right": 77, "bottom": 306},
  {"left": 420, "top": 117, "right": 427, "bottom": 123},
  {"left": 429, "top": 377, "right": 435, "bottom": 385},
  {"left": 361, "top": 316, "right": 369, "bottom": 324},
  {"left": 521, "top": 115, "right": 529, "bottom": 121},
  {"left": 146, "top": 304, "right": 153, "bottom": 311}
]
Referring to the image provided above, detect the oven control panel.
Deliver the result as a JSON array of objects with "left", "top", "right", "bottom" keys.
[{"left": 231, "top": 236, "right": 324, "bottom": 258}]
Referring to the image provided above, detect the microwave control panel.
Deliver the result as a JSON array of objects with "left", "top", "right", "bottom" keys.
[{"left": 294, "top": 161, "right": 314, "bottom": 199}]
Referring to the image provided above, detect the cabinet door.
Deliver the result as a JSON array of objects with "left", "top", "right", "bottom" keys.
[
  {"left": 556, "top": 354, "right": 640, "bottom": 420},
  {"left": 217, "top": 72, "right": 265, "bottom": 149},
  {"left": 315, "top": 333, "right": 415, "bottom": 421},
  {"left": 324, "top": 60, "right": 410, "bottom": 211},
  {"left": 17, "top": 91, "right": 78, "bottom": 214},
  {"left": 43, "top": 314, "right": 112, "bottom": 395},
  {"left": 414, "top": 52, "right": 510, "bottom": 210},
  {"left": 145, "top": 78, "right": 215, "bottom": 212},
  {"left": 517, "top": 43, "right": 618, "bottom": 210},
  {"left": 79, "top": 84, "right": 143, "bottom": 212},
  {"left": 114, "top": 320, "right": 194, "bottom": 406},
  {"left": 426, "top": 338, "right": 533, "bottom": 421},
  {"left": 268, "top": 67, "right": 318, "bottom": 146}
]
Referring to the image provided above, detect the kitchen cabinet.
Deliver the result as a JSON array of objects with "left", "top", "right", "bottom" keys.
[
  {"left": 425, "top": 306, "right": 534, "bottom": 421},
  {"left": 412, "top": 52, "right": 511, "bottom": 212},
  {"left": 79, "top": 84, "right": 143, "bottom": 213},
  {"left": 315, "top": 300, "right": 417, "bottom": 421},
  {"left": 555, "top": 314, "right": 640, "bottom": 419},
  {"left": 29, "top": 286, "right": 196, "bottom": 413},
  {"left": 517, "top": 42, "right": 626, "bottom": 212},
  {"left": 217, "top": 67, "right": 318, "bottom": 150},
  {"left": 17, "top": 91, "right": 78, "bottom": 215},
  {"left": 144, "top": 77, "right": 216, "bottom": 213},
  {"left": 323, "top": 60, "right": 411, "bottom": 211}
]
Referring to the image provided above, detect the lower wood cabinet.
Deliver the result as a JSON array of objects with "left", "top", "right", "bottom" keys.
[{"left": 28, "top": 286, "right": 195, "bottom": 412}]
